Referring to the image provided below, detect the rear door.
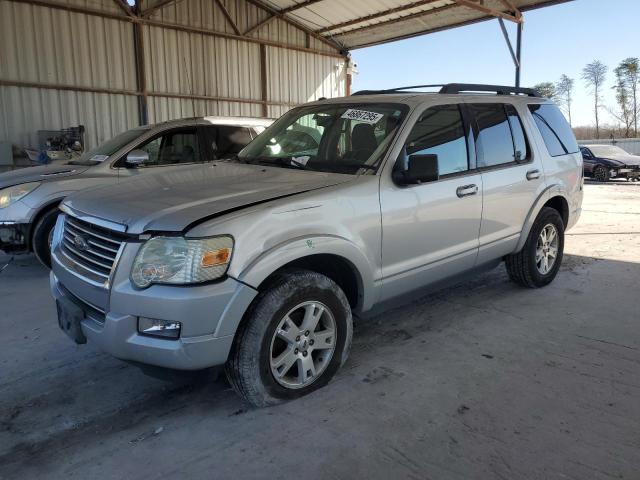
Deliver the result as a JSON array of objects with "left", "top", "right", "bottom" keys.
[
  {"left": 469, "top": 103, "right": 546, "bottom": 264},
  {"left": 379, "top": 104, "right": 482, "bottom": 301}
]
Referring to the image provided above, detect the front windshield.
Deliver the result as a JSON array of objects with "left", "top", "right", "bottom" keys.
[
  {"left": 68, "top": 127, "right": 148, "bottom": 166},
  {"left": 237, "top": 103, "right": 407, "bottom": 174},
  {"left": 589, "top": 145, "right": 628, "bottom": 157}
]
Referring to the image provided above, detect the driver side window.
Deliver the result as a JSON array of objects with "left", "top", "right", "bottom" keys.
[
  {"left": 403, "top": 105, "right": 469, "bottom": 176},
  {"left": 136, "top": 129, "right": 200, "bottom": 167}
]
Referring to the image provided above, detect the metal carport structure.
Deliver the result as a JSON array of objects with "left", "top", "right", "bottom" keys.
[{"left": 0, "top": 0, "right": 571, "bottom": 149}]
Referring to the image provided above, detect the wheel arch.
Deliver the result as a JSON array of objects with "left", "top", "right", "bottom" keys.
[
  {"left": 515, "top": 186, "right": 569, "bottom": 253},
  {"left": 236, "top": 236, "right": 376, "bottom": 312},
  {"left": 28, "top": 199, "right": 63, "bottom": 251},
  {"left": 257, "top": 254, "right": 363, "bottom": 310}
]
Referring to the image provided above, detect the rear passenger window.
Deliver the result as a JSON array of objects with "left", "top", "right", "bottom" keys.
[
  {"left": 528, "top": 104, "right": 579, "bottom": 157},
  {"left": 505, "top": 105, "right": 529, "bottom": 162},
  {"left": 470, "top": 104, "right": 515, "bottom": 167},
  {"left": 404, "top": 105, "right": 468, "bottom": 176}
]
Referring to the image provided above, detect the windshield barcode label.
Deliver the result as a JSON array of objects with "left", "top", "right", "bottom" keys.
[{"left": 341, "top": 109, "right": 383, "bottom": 124}]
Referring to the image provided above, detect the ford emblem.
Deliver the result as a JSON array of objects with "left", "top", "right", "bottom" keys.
[{"left": 73, "top": 235, "right": 90, "bottom": 251}]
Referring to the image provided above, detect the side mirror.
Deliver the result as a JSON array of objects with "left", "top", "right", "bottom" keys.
[
  {"left": 394, "top": 153, "right": 439, "bottom": 185},
  {"left": 125, "top": 149, "right": 149, "bottom": 167}
]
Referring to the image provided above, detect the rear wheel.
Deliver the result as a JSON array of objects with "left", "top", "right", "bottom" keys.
[
  {"left": 226, "top": 269, "right": 353, "bottom": 407},
  {"left": 32, "top": 208, "right": 59, "bottom": 268},
  {"left": 593, "top": 166, "right": 610, "bottom": 182},
  {"left": 506, "top": 207, "right": 564, "bottom": 288}
]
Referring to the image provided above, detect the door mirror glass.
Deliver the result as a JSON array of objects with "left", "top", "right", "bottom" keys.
[
  {"left": 125, "top": 149, "right": 149, "bottom": 167},
  {"left": 395, "top": 154, "right": 439, "bottom": 185}
]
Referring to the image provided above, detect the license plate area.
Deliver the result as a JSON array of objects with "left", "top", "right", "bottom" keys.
[{"left": 57, "top": 297, "right": 87, "bottom": 344}]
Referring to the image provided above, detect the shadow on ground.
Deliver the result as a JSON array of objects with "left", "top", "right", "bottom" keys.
[{"left": 1, "top": 251, "right": 639, "bottom": 479}]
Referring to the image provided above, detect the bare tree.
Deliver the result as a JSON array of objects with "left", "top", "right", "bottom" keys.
[
  {"left": 619, "top": 57, "right": 639, "bottom": 137},
  {"left": 582, "top": 60, "right": 607, "bottom": 138},
  {"left": 610, "top": 66, "right": 633, "bottom": 137},
  {"left": 533, "top": 82, "right": 558, "bottom": 100},
  {"left": 556, "top": 74, "right": 574, "bottom": 126}
]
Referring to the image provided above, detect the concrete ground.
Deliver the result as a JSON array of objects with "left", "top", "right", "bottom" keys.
[{"left": 1, "top": 182, "right": 639, "bottom": 480}]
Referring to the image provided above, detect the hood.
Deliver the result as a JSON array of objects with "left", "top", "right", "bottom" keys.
[
  {"left": 0, "top": 164, "right": 89, "bottom": 189},
  {"left": 64, "top": 162, "right": 354, "bottom": 234},
  {"left": 599, "top": 154, "right": 640, "bottom": 167}
]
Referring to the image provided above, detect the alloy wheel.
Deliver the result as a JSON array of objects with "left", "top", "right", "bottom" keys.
[
  {"left": 269, "top": 301, "right": 337, "bottom": 389},
  {"left": 535, "top": 224, "right": 559, "bottom": 275},
  {"left": 594, "top": 167, "right": 608, "bottom": 182}
]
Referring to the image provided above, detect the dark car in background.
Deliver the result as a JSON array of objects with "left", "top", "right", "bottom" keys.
[
  {"left": 0, "top": 116, "right": 272, "bottom": 267},
  {"left": 580, "top": 145, "right": 640, "bottom": 182}
]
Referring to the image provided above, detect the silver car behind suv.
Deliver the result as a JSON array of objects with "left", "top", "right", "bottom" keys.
[
  {"left": 0, "top": 116, "right": 271, "bottom": 267},
  {"left": 50, "top": 84, "right": 583, "bottom": 407}
]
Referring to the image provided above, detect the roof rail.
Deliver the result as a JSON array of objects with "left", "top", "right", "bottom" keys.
[
  {"left": 352, "top": 83, "right": 540, "bottom": 97},
  {"left": 439, "top": 83, "right": 540, "bottom": 97},
  {"left": 351, "top": 84, "right": 444, "bottom": 96}
]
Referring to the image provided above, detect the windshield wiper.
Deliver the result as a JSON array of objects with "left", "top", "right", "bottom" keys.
[{"left": 243, "top": 156, "right": 309, "bottom": 170}]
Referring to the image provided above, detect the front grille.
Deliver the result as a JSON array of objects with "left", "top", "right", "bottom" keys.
[{"left": 60, "top": 215, "right": 127, "bottom": 284}]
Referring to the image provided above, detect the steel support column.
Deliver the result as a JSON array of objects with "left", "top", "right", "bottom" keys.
[
  {"left": 133, "top": 4, "right": 149, "bottom": 125},
  {"left": 260, "top": 44, "right": 268, "bottom": 118},
  {"left": 498, "top": 17, "right": 523, "bottom": 88},
  {"left": 515, "top": 21, "right": 523, "bottom": 87}
]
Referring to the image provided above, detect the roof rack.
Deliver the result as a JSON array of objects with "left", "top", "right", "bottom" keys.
[{"left": 352, "top": 83, "right": 540, "bottom": 98}]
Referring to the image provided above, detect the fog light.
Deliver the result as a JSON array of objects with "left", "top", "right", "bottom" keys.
[{"left": 138, "top": 317, "right": 182, "bottom": 339}]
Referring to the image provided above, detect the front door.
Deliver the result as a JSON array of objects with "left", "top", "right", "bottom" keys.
[{"left": 379, "top": 104, "right": 482, "bottom": 302}]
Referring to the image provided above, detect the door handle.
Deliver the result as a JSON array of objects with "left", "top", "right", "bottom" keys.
[
  {"left": 526, "top": 169, "right": 541, "bottom": 181},
  {"left": 456, "top": 184, "right": 478, "bottom": 198}
]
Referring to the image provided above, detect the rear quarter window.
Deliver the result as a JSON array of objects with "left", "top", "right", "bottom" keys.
[{"left": 528, "top": 104, "right": 578, "bottom": 157}]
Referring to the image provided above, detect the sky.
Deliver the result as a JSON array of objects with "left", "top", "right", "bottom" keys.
[{"left": 351, "top": 0, "right": 640, "bottom": 128}]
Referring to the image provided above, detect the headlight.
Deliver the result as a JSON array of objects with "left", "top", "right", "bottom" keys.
[
  {"left": 131, "top": 235, "right": 233, "bottom": 288},
  {"left": 0, "top": 182, "right": 41, "bottom": 209}
]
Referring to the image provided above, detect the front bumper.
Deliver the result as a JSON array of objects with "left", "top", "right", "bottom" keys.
[
  {"left": 615, "top": 168, "right": 640, "bottom": 179},
  {"left": 0, "top": 222, "right": 29, "bottom": 253},
  {"left": 50, "top": 242, "right": 258, "bottom": 370}
]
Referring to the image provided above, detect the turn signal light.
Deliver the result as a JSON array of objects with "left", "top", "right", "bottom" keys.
[{"left": 201, "top": 248, "right": 231, "bottom": 268}]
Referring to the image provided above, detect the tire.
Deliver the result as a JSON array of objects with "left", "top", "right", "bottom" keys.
[
  {"left": 593, "top": 166, "right": 610, "bottom": 182},
  {"left": 226, "top": 269, "right": 353, "bottom": 407},
  {"left": 32, "top": 208, "right": 59, "bottom": 268},
  {"left": 506, "top": 207, "right": 565, "bottom": 288}
]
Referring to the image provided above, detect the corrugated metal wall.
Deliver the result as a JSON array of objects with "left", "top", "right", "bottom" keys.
[
  {"left": 0, "top": 0, "right": 347, "bottom": 150},
  {"left": 0, "top": 0, "right": 139, "bottom": 148}
]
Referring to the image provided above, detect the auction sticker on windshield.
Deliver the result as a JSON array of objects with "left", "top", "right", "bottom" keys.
[{"left": 341, "top": 109, "right": 384, "bottom": 124}]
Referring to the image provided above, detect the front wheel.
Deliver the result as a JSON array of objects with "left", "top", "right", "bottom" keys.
[
  {"left": 593, "top": 166, "right": 610, "bottom": 182},
  {"left": 226, "top": 270, "right": 353, "bottom": 407},
  {"left": 506, "top": 207, "right": 565, "bottom": 288},
  {"left": 32, "top": 209, "right": 59, "bottom": 268}
]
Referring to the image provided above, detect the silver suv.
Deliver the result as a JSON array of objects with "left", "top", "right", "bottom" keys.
[
  {"left": 0, "top": 116, "right": 271, "bottom": 267},
  {"left": 50, "top": 84, "right": 583, "bottom": 407}
]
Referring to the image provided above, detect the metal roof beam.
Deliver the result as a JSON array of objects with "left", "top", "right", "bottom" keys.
[
  {"left": 453, "top": 0, "right": 522, "bottom": 23},
  {"left": 326, "top": 2, "right": 458, "bottom": 37},
  {"left": 112, "top": 0, "right": 135, "bottom": 17},
  {"left": 243, "top": 0, "right": 344, "bottom": 51},
  {"left": 213, "top": 0, "right": 241, "bottom": 35},
  {"left": 243, "top": 14, "right": 277, "bottom": 36},
  {"left": 316, "top": 0, "right": 444, "bottom": 34},
  {"left": 141, "top": 0, "right": 179, "bottom": 17},
  {"left": 280, "top": 0, "right": 325, "bottom": 14},
  {"left": 498, "top": 0, "right": 523, "bottom": 20}
]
